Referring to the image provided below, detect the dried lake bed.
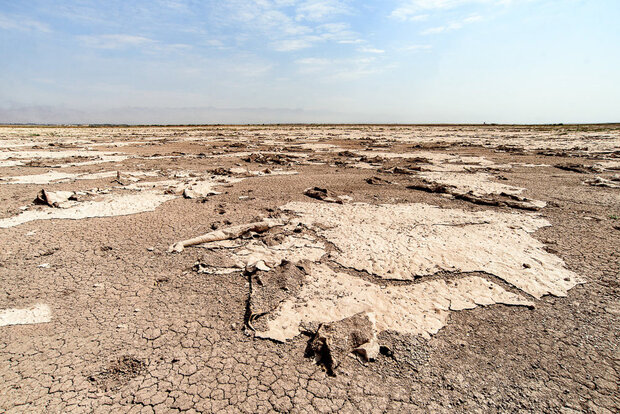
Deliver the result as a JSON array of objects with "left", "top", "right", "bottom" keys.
[{"left": 0, "top": 124, "right": 618, "bottom": 413}]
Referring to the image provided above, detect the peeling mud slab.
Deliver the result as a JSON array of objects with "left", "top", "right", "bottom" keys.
[
  {"left": 255, "top": 264, "right": 533, "bottom": 342},
  {"left": 249, "top": 261, "right": 308, "bottom": 329},
  {"left": 409, "top": 172, "right": 547, "bottom": 210},
  {"left": 281, "top": 202, "right": 581, "bottom": 298},
  {"left": 0, "top": 191, "right": 175, "bottom": 228},
  {"left": 417, "top": 172, "right": 523, "bottom": 196}
]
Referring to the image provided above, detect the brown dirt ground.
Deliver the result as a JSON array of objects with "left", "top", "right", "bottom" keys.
[{"left": 0, "top": 125, "right": 618, "bottom": 413}]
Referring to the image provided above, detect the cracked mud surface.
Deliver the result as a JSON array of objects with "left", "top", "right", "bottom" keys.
[{"left": 0, "top": 124, "right": 619, "bottom": 413}]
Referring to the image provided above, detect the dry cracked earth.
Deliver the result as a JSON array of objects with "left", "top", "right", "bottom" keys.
[{"left": 0, "top": 124, "right": 618, "bottom": 413}]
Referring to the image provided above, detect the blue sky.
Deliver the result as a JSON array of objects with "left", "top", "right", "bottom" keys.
[{"left": 0, "top": 0, "right": 618, "bottom": 123}]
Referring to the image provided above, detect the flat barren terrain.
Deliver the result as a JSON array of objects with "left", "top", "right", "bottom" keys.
[{"left": 0, "top": 124, "right": 618, "bottom": 413}]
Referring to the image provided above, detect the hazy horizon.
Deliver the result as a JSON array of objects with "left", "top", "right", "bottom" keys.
[{"left": 1, "top": 0, "right": 619, "bottom": 124}]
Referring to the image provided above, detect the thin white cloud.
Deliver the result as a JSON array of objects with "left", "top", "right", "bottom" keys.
[
  {"left": 422, "top": 14, "right": 482, "bottom": 34},
  {"left": 272, "top": 37, "right": 321, "bottom": 51},
  {"left": 338, "top": 39, "right": 365, "bottom": 44},
  {"left": 402, "top": 44, "right": 433, "bottom": 51},
  {"left": 391, "top": 0, "right": 514, "bottom": 21},
  {"left": 295, "top": 55, "right": 389, "bottom": 80},
  {"left": 78, "top": 34, "right": 156, "bottom": 50},
  {"left": 295, "top": 0, "right": 350, "bottom": 21},
  {"left": 78, "top": 34, "right": 192, "bottom": 53},
  {"left": 270, "top": 22, "right": 359, "bottom": 51},
  {"left": 0, "top": 13, "right": 51, "bottom": 33},
  {"left": 219, "top": 0, "right": 360, "bottom": 52},
  {"left": 358, "top": 47, "right": 385, "bottom": 54}
]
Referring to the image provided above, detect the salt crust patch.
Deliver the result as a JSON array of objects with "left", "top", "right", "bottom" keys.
[
  {"left": 281, "top": 202, "right": 581, "bottom": 299},
  {"left": 0, "top": 160, "right": 25, "bottom": 167},
  {"left": 0, "top": 150, "right": 124, "bottom": 161},
  {"left": 0, "top": 191, "right": 175, "bottom": 228},
  {"left": 0, "top": 304, "right": 51, "bottom": 327},
  {"left": 0, "top": 172, "right": 243, "bottom": 228},
  {"left": 255, "top": 264, "right": 533, "bottom": 342},
  {"left": 0, "top": 170, "right": 158, "bottom": 185},
  {"left": 299, "top": 143, "right": 338, "bottom": 151},
  {"left": 0, "top": 149, "right": 130, "bottom": 168}
]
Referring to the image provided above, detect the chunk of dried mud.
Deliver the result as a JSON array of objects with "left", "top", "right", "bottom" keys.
[
  {"left": 365, "top": 176, "right": 393, "bottom": 185},
  {"left": 280, "top": 202, "right": 580, "bottom": 298},
  {"left": 417, "top": 172, "right": 523, "bottom": 196},
  {"left": 307, "top": 312, "right": 379, "bottom": 376},
  {"left": 303, "top": 187, "right": 343, "bottom": 204},
  {"left": 209, "top": 167, "right": 233, "bottom": 176},
  {"left": 34, "top": 189, "right": 75, "bottom": 208}
]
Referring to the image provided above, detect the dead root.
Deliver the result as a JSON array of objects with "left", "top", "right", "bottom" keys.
[{"left": 168, "top": 219, "right": 287, "bottom": 253}]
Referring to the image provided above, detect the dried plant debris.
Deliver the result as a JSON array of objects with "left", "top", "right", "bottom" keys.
[
  {"left": 0, "top": 304, "right": 52, "bottom": 327},
  {"left": 229, "top": 235, "right": 326, "bottom": 273},
  {"left": 168, "top": 219, "right": 287, "bottom": 253},
  {"left": 88, "top": 356, "right": 146, "bottom": 391},
  {"left": 184, "top": 229, "right": 326, "bottom": 274},
  {"left": 255, "top": 264, "right": 534, "bottom": 343},
  {"left": 280, "top": 202, "right": 581, "bottom": 298}
]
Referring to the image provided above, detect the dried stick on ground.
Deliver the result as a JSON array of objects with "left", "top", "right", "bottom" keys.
[{"left": 168, "top": 219, "right": 286, "bottom": 253}]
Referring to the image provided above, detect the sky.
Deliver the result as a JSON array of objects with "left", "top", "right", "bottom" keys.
[{"left": 0, "top": 0, "right": 619, "bottom": 124}]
